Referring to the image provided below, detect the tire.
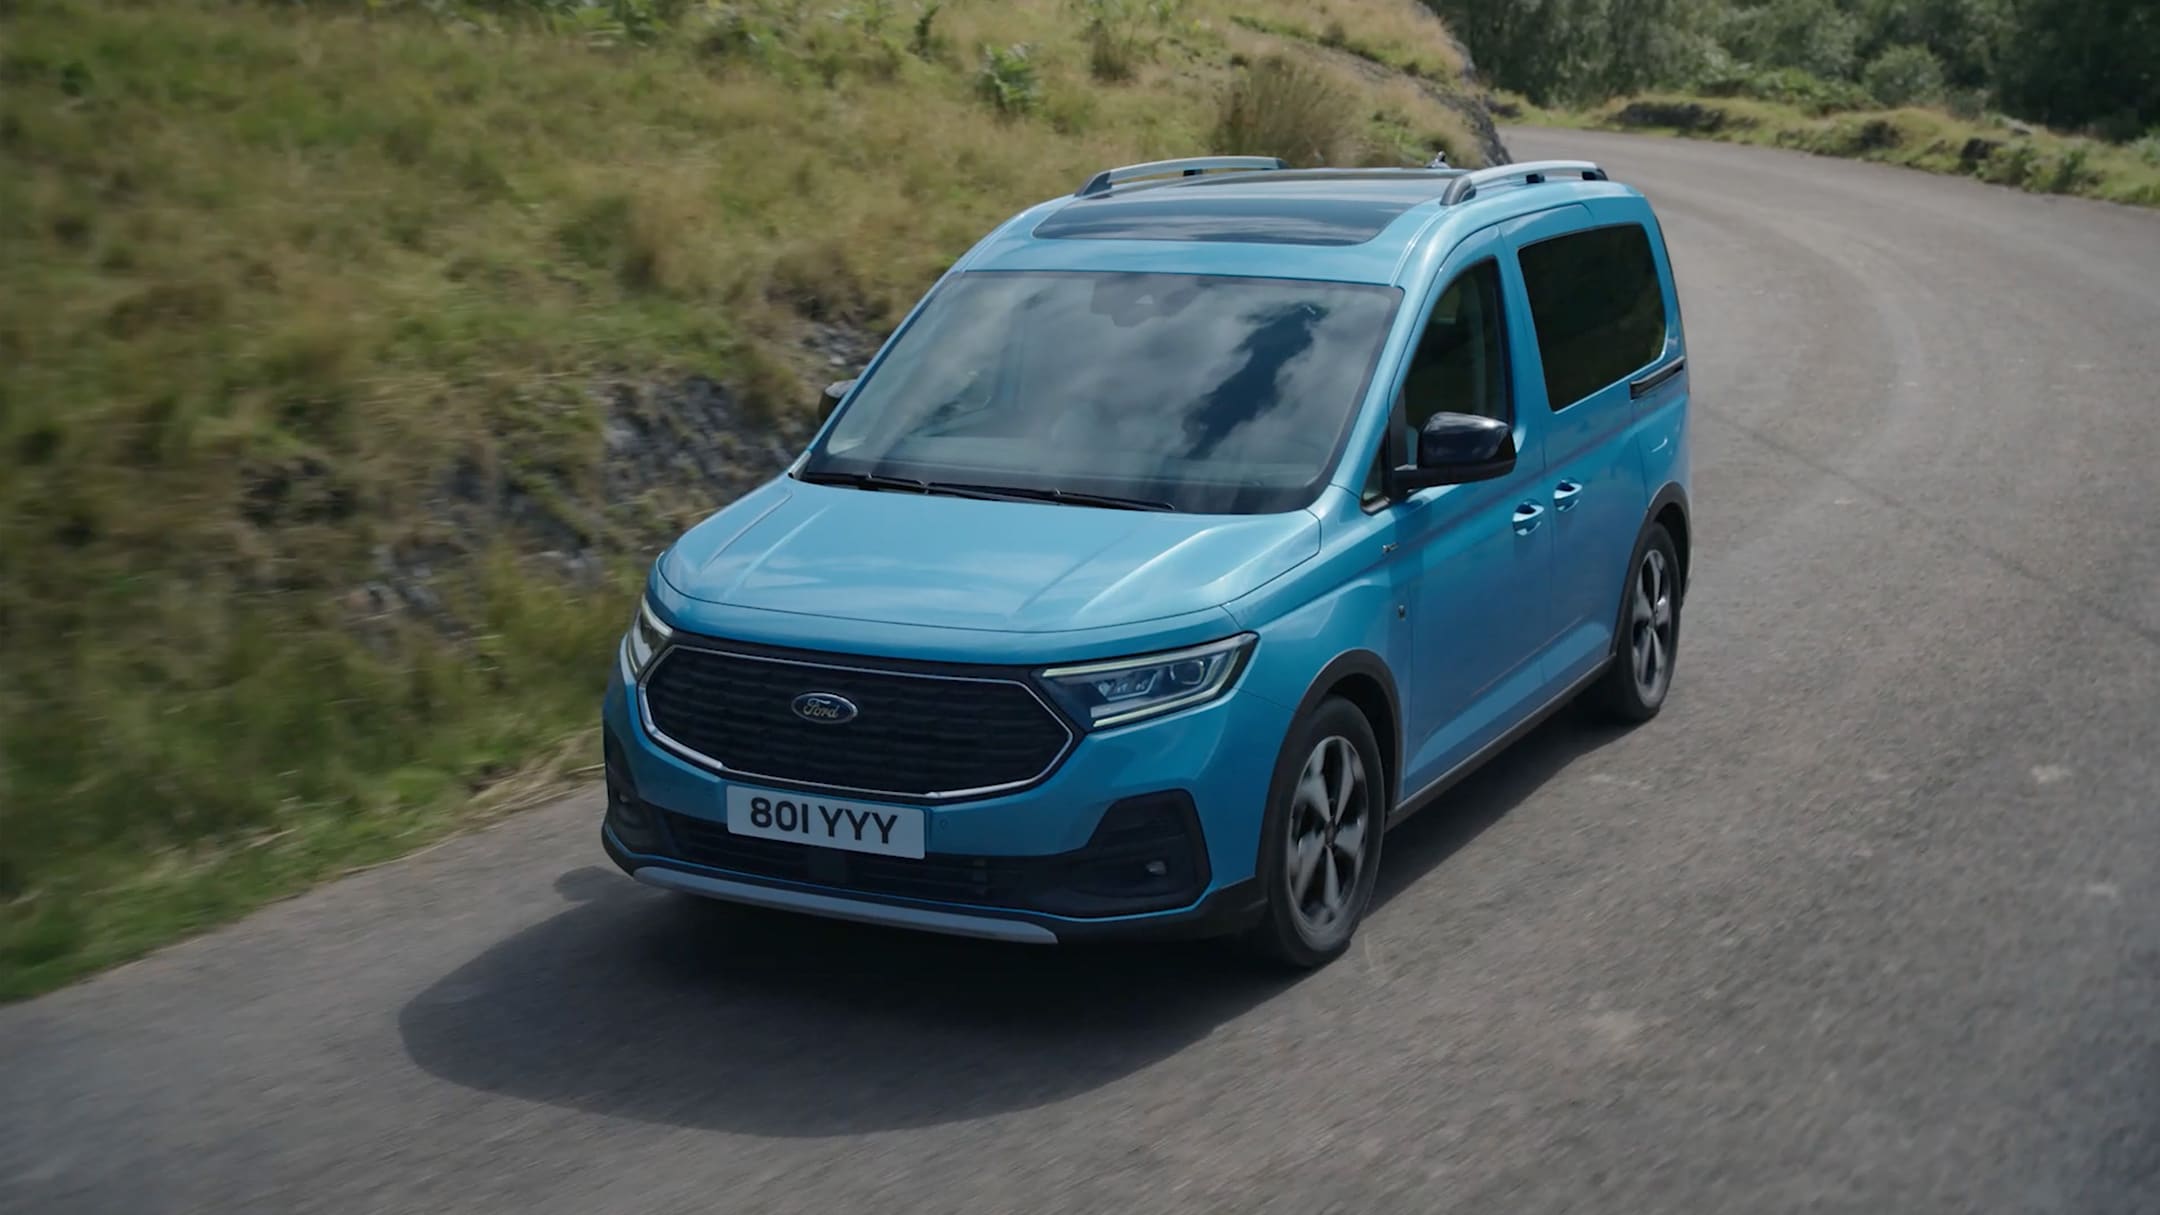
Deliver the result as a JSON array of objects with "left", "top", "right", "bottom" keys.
[
  {"left": 1583, "top": 523, "right": 1682, "bottom": 724},
  {"left": 1241, "top": 696, "right": 1388, "bottom": 969}
]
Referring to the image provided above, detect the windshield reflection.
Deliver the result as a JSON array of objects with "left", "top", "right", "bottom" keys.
[{"left": 803, "top": 271, "right": 1400, "bottom": 514}]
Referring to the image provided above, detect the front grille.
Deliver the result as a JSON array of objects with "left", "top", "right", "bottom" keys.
[{"left": 640, "top": 645, "right": 1074, "bottom": 798}]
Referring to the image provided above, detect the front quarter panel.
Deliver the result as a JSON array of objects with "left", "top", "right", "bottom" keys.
[{"left": 1226, "top": 487, "right": 1408, "bottom": 795}]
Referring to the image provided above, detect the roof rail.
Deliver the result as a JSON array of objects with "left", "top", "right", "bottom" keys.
[
  {"left": 1440, "top": 160, "right": 1608, "bottom": 206},
  {"left": 1074, "top": 156, "right": 1289, "bottom": 198}
]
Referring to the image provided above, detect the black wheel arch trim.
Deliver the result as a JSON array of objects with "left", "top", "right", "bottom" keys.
[
  {"left": 1279, "top": 649, "right": 1403, "bottom": 806},
  {"left": 1647, "top": 480, "right": 1690, "bottom": 525},
  {"left": 1644, "top": 481, "right": 1692, "bottom": 591},
  {"left": 1608, "top": 485, "right": 1691, "bottom": 662}
]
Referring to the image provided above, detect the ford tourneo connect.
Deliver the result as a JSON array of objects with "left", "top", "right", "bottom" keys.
[{"left": 601, "top": 156, "right": 1692, "bottom": 966}]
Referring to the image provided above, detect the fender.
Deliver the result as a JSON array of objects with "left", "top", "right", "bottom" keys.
[
  {"left": 1273, "top": 649, "right": 1403, "bottom": 805},
  {"left": 1643, "top": 481, "right": 1692, "bottom": 592},
  {"left": 1607, "top": 483, "right": 1693, "bottom": 664},
  {"left": 1247, "top": 648, "right": 1403, "bottom": 911}
]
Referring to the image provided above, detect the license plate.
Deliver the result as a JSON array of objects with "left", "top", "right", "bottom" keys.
[{"left": 724, "top": 784, "right": 925, "bottom": 859}]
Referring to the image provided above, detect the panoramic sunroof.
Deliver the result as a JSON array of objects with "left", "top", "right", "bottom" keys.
[{"left": 1033, "top": 183, "right": 1429, "bottom": 246}]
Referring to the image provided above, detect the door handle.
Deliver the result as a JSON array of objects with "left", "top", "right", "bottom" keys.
[
  {"left": 1512, "top": 502, "right": 1545, "bottom": 535},
  {"left": 1553, "top": 479, "right": 1583, "bottom": 512}
]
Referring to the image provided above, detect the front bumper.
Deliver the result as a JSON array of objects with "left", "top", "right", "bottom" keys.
[
  {"left": 602, "top": 821, "right": 1265, "bottom": 944},
  {"left": 600, "top": 659, "right": 1289, "bottom": 943}
]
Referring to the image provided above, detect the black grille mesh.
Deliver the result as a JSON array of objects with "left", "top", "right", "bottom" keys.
[{"left": 642, "top": 647, "right": 1072, "bottom": 797}]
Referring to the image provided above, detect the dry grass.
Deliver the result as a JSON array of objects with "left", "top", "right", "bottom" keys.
[
  {"left": 1229, "top": 0, "right": 1468, "bottom": 82},
  {"left": 1358, "top": 71, "right": 1484, "bottom": 168},
  {"left": 1213, "top": 54, "right": 1363, "bottom": 166},
  {"left": 0, "top": 0, "right": 1492, "bottom": 996}
]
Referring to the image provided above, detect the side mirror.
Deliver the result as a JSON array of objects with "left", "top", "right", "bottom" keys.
[
  {"left": 1391, "top": 412, "right": 1516, "bottom": 493},
  {"left": 818, "top": 377, "right": 856, "bottom": 425}
]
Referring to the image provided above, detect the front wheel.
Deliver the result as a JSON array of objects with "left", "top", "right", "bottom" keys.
[
  {"left": 1584, "top": 523, "right": 1681, "bottom": 723},
  {"left": 1242, "top": 697, "right": 1387, "bottom": 969}
]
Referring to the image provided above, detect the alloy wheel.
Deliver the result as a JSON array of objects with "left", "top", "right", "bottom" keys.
[
  {"left": 1285, "top": 735, "right": 1371, "bottom": 947},
  {"left": 1630, "top": 547, "right": 1676, "bottom": 705}
]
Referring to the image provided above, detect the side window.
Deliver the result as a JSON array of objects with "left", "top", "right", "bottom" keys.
[
  {"left": 1400, "top": 259, "right": 1511, "bottom": 434},
  {"left": 1517, "top": 222, "right": 1665, "bottom": 412}
]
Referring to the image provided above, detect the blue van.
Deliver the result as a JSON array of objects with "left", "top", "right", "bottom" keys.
[{"left": 601, "top": 157, "right": 1691, "bottom": 966}]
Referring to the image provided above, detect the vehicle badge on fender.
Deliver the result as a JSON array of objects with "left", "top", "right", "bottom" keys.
[{"left": 791, "top": 692, "right": 859, "bottom": 724}]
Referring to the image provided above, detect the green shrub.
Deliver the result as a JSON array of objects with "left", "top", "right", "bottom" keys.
[
  {"left": 1086, "top": 22, "right": 1137, "bottom": 82},
  {"left": 975, "top": 43, "right": 1041, "bottom": 116},
  {"left": 1359, "top": 106, "right": 1451, "bottom": 167},
  {"left": 2045, "top": 144, "right": 2095, "bottom": 193},
  {"left": 1715, "top": 0, "right": 1862, "bottom": 81},
  {"left": 848, "top": 0, "right": 899, "bottom": 38},
  {"left": 1979, "top": 140, "right": 2040, "bottom": 186},
  {"left": 1069, "top": 0, "right": 1181, "bottom": 83},
  {"left": 1945, "top": 86, "right": 1988, "bottom": 121},
  {"left": 1211, "top": 54, "right": 1357, "bottom": 166},
  {"left": 534, "top": 0, "right": 675, "bottom": 45},
  {"left": 910, "top": 1, "right": 944, "bottom": 59},
  {"left": 1698, "top": 64, "right": 1872, "bottom": 115},
  {"left": 1862, "top": 44, "right": 1946, "bottom": 108},
  {"left": 1747, "top": 67, "right": 1873, "bottom": 115}
]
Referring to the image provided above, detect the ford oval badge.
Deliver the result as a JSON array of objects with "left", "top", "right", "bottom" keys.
[{"left": 790, "top": 692, "right": 859, "bottom": 724}]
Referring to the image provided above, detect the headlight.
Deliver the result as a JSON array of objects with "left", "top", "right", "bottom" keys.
[
  {"left": 621, "top": 596, "right": 674, "bottom": 680},
  {"left": 1037, "top": 634, "right": 1255, "bottom": 729}
]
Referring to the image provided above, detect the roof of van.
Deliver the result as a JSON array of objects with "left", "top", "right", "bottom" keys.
[{"left": 955, "top": 161, "right": 1640, "bottom": 286}]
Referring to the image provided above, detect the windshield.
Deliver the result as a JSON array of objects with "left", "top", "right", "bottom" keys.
[{"left": 800, "top": 271, "right": 1401, "bottom": 514}]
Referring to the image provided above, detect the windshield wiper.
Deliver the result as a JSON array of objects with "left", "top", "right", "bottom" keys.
[
  {"left": 798, "top": 470, "right": 1173, "bottom": 512},
  {"left": 795, "top": 470, "right": 1007, "bottom": 502},
  {"left": 939, "top": 483, "right": 1176, "bottom": 512},
  {"left": 797, "top": 469, "right": 929, "bottom": 492}
]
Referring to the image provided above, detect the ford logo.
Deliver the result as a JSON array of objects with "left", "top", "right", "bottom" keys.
[{"left": 790, "top": 692, "right": 859, "bottom": 724}]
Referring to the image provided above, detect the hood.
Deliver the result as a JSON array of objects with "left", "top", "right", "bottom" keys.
[{"left": 657, "top": 479, "right": 1319, "bottom": 634}]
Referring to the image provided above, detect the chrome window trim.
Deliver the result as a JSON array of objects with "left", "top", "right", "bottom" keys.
[{"left": 636, "top": 643, "right": 1079, "bottom": 802}]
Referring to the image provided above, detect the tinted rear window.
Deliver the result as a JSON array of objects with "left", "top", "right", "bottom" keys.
[{"left": 1517, "top": 222, "right": 1666, "bottom": 410}]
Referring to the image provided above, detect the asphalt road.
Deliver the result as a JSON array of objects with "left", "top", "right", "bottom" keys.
[{"left": 6, "top": 128, "right": 2159, "bottom": 1215}]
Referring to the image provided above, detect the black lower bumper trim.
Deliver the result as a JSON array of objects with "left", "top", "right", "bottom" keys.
[{"left": 604, "top": 824, "right": 1264, "bottom": 944}]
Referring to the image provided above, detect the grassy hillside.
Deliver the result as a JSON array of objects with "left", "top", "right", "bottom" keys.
[
  {"left": 0, "top": 0, "right": 1500, "bottom": 997},
  {"left": 1513, "top": 92, "right": 2160, "bottom": 207}
]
